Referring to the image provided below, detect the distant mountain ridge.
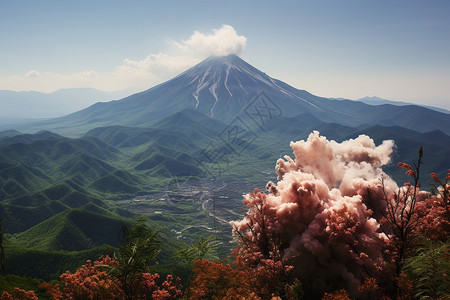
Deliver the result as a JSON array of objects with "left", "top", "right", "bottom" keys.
[
  {"left": 356, "top": 96, "right": 450, "bottom": 114},
  {"left": 10, "top": 54, "right": 450, "bottom": 136},
  {"left": 0, "top": 88, "right": 131, "bottom": 120}
]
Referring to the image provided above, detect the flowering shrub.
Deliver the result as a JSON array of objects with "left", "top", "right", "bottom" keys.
[
  {"left": 321, "top": 289, "right": 351, "bottom": 300},
  {"left": 357, "top": 277, "right": 387, "bottom": 300},
  {"left": 0, "top": 288, "right": 38, "bottom": 300},
  {"left": 40, "top": 255, "right": 182, "bottom": 300},
  {"left": 413, "top": 195, "right": 450, "bottom": 241},
  {"left": 395, "top": 273, "right": 414, "bottom": 300},
  {"left": 430, "top": 169, "right": 450, "bottom": 223},
  {"left": 188, "top": 259, "right": 259, "bottom": 300},
  {"left": 40, "top": 256, "right": 121, "bottom": 299}
]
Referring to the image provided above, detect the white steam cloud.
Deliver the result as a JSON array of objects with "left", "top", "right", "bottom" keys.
[{"left": 175, "top": 24, "right": 247, "bottom": 56}]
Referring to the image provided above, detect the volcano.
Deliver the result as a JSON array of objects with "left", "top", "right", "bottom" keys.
[{"left": 22, "top": 54, "right": 450, "bottom": 136}]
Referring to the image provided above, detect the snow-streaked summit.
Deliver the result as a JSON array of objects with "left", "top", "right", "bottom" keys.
[{"left": 169, "top": 55, "right": 317, "bottom": 116}]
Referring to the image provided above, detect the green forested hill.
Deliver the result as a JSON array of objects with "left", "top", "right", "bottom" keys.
[{"left": 11, "top": 208, "right": 128, "bottom": 251}]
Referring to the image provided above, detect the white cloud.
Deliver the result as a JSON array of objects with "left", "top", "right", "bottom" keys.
[
  {"left": 112, "top": 25, "right": 246, "bottom": 88},
  {"left": 0, "top": 70, "right": 101, "bottom": 92},
  {"left": 174, "top": 24, "right": 247, "bottom": 56},
  {"left": 114, "top": 53, "right": 200, "bottom": 87},
  {"left": 0, "top": 25, "right": 247, "bottom": 93},
  {"left": 24, "top": 70, "right": 41, "bottom": 78},
  {"left": 75, "top": 70, "right": 97, "bottom": 78}
]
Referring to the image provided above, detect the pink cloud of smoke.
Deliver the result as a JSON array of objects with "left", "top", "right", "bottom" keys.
[{"left": 233, "top": 131, "right": 400, "bottom": 295}]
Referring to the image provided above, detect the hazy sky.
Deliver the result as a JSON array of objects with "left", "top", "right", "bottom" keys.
[{"left": 1, "top": 0, "right": 449, "bottom": 109}]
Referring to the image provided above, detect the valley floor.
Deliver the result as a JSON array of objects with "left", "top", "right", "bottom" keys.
[{"left": 115, "top": 179, "right": 261, "bottom": 252}]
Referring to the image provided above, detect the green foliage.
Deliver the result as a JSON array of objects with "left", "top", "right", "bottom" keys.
[
  {"left": 105, "top": 217, "right": 161, "bottom": 298},
  {"left": 286, "top": 278, "right": 304, "bottom": 300},
  {"left": 174, "top": 236, "right": 218, "bottom": 264},
  {"left": 117, "top": 216, "right": 160, "bottom": 269},
  {"left": 404, "top": 238, "right": 450, "bottom": 299}
]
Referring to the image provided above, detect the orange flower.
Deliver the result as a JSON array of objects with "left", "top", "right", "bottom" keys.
[{"left": 397, "top": 162, "right": 412, "bottom": 170}]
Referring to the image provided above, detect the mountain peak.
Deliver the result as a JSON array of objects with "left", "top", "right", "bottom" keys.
[
  {"left": 181, "top": 53, "right": 257, "bottom": 75},
  {"left": 161, "top": 53, "right": 321, "bottom": 118},
  {"left": 202, "top": 54, "right": 243, "bottom": 63},
  {"left": 20, "top": 54, "right": 450, "bottom": 136}
]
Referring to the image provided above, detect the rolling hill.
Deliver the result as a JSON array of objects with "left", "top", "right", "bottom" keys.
[{"left": 12, "top": 208, "right": 128, "bottom": 251}]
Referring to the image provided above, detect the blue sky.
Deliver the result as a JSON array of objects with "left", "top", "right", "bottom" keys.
[{"left": 1, "top": 0, "right": 449, "bottom": 109}]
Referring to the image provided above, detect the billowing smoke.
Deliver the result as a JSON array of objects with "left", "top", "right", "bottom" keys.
[{"left": 233, "top": 131, "right": 399, "bottom": 296}]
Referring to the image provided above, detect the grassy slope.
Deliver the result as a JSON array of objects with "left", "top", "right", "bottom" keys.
[
  {"left": 3, "top": 243, "right": 111, "bottom": 281},
  {"left": 10, "top": 208, "right": 129, "bottom": 251}
]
